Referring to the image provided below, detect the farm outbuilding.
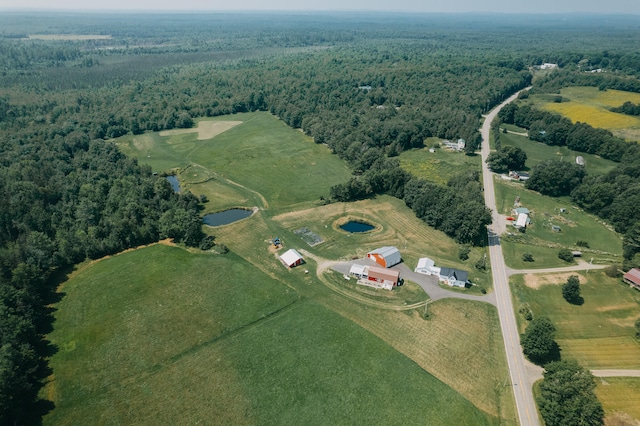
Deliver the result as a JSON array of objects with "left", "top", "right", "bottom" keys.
[
  {"left": 415, "top": 257, "right": 441, "bottom": 276},
  {"left": 438, "top": 267, "right": 469, "bottom": 288},
  {"left": 280, "top": 249, "right": 304, "bottom": 268},
  {"left": 349, "top": 264, "right": 368, "bottom": 279},
  {"left": 515, "top": 213, "right": 529, "bottom": 229},
  {"left": 623, "top": 268, "right": 640, "bottom": 290},
  {"left": 367, "top": 246, "right": 401, "bottom": 268},
  {"left": 364, "top": 266, "right": 400, "bottom": 290}
]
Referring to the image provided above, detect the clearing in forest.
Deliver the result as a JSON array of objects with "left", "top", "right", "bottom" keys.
[
  {"left": 49, "top": 113, "right": 514, "bottom": 424},
  {"left": 536, "top": 86, "right": 640, "bottom": 139}
]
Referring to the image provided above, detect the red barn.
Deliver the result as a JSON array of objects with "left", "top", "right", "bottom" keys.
[
  {"left": 623, "top": 268, "right": 640, "bottom": 290},
  {"left": 280, "top": 249, "right": 304, "bottom": 268}
]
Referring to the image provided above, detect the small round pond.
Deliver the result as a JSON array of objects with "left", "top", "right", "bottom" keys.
[
  {"left": 203, "top": 209, "right": 253, "bottom": 226},
  {"left": 340, "top": 221, "right": 375, "bottom": 233}
]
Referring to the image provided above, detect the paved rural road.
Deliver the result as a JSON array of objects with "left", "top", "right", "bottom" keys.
[{"left": 481, "top": 88, "right": 541, "bottom": 426}]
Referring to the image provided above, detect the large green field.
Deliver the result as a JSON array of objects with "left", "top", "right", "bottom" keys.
[
  {"left": 399, "top": 139, "right": 482, "bottom": 185},
  {"left": 595, "top": 377, "right": 640, "bottom": 424},
  {"left": 45, "top": 244, "right": 505, "bottom": 425},
  {"left": 511, "top": 271, "right": 640, "bottom": 369},
  {"left": 46, "top": 114, "right": 517, "bottom": 424},
  {"left": 497, "top": 131, "right": 618, "bottom": 176},
  {"left": 116, "top": 112, "right": 352, "bottom": 212},
  {"left": 494, "top": 180, "right": 622, "bottom": 268}
]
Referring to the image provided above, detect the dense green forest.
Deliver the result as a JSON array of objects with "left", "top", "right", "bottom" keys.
[{"left": 2, "top": 11, "right": 640, "bottom": 424}]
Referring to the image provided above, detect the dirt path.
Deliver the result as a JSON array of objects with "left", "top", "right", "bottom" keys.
[
  {"left": 591, "top": 370, "right": 640, "bottom": 377},
  {"left": 506, "top": 260, "right": 608, "bottom": 277},
  {"left": 299, "top": 249, "right": 428, "bottom": 311}
]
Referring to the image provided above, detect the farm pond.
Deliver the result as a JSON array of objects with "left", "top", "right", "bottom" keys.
[
  {"left": 340, "top": 221, "right": 375, "bottom": 233},
  {"left": 165, "top": 175, "right": 180, "bottom": 193},
  {"left": 202, "top": 209, "right": 253, "bottom": 226}
]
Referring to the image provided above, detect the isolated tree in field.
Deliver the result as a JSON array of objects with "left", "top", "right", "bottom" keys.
[
  {"left": 521, "top": 317, "right": 558, "bottom": 365},
  {"left": 522, "top": 252, "right": 534, "bottom": 262},
  {"left": 635, "top": 318, "right": 640, "bottom": 339},
  {"left": 562, "top": 275, "right": 582, "bottom": 304},
  {"left": 537, "top": 359, "right": 604, "bottom": 426}
]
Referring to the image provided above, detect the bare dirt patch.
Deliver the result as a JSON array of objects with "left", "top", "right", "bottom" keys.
[
  {"left": 524, "top": 272, "right": 586, "bottom": 289},
  {"left": 159, "top": 121, "right": 242, "bottom": 140}
]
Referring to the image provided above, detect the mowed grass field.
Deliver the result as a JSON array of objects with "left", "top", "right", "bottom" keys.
[
  {"left": 116, "top": 112, "right": 352, "bottom": 212},
  {"left": 510, "top": 272, "right": 640, "bottom": 369},
  {"left": 494, "top": 180, "right": 622, "bottom": 268},
  {"left": 595, "top": 377, "right": 640, "bottom": 424},
  {"left": 47, "top": 113, "right": 518, "bottom": 424},
  {"left": 45, "top": 244, "right": 505, "bottom": 425},
  {"left": 399, "top": 139, "right": 482, "bottom": 185},
  {"left": 497, "top": 131, "right": 618, "bottom": 176},
  {"left": 532, "top": 86, "right": 640, "bottom": 140}
]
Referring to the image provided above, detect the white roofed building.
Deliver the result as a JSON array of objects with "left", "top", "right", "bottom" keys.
[
  {"left": 280, "top": 249, "right": 304, "bottom": 268},
  {"left": 367, "top": 246, "right": 401, "bottom": 268}
]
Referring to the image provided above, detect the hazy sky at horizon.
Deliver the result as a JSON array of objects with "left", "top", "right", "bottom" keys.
[{"left": 2, "top": 0, "right": 640, "bottom": 14}]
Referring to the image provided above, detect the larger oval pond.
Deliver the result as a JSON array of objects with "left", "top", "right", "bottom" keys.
[
  {"left": 203, "top": 209, "right": 253, "bottom": 226},
  {"left": 340, "top": 221, "right": 375, "bottom": 233}
]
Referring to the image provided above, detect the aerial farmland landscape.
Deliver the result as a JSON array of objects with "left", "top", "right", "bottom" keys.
[{"left": 1, "top": 2, "right": 640, "bottom": 426}]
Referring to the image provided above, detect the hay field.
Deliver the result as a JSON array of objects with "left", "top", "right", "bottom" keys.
[
  {"left": 399, "top": 143, "right": 481, "bottom": 185},
  {"left": 117, "top": 112, "right": 352, "bottom": 212},
  {"left": 536, "top": 86, "right": 640, "bottom": 139},
  {"left": 595, "top": 377, "right": 640, "bottom": 424},
  {"left": 159, "top": 120, "right": 241, "bottom": 140},
  {"left": 498, "top": 131, "right": 618, "bottom": 176},
  {"left": 45, "top": 245, "right": 502, "bottom": 425},
  {"left": 511, "top": 272, "right": 640, "bottom": 369}
]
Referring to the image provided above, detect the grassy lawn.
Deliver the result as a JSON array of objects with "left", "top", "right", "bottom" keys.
[
  {"left": 497, "top": 131, "right": 618, "bottom": 176},
  {"left": 494, "top": 179, "right": 622, "bottom": 268},
  {"left": 45, "top": 244, "right": 504, "bottom": 425},
  {"left": 44, "top": 244, "right": 298, "bottom": 424},
  {"left": 510, "top": 272, "right": 640, "bottom": 369},
  {"left": 116, "top": 112, "right": 352, "bottom": 212},
  {"left": 529, "top": 86, "right": 640, "bottom": 140},
  {"left": 595, "top": 377, "right": 640, "bottom": 424},
  {"left": 399, "top": 142, "right": 482, "bottom": 186}
]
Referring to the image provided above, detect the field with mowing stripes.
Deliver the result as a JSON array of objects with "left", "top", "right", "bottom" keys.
[
  {"left": 510, "top": 271, "right": 640, "bottom": 369},
  {"left": 45, "top": 245, "right": 510, "bottom": 425},
  {"left": 595, "top": 377, "right": 640, "bottom": 424}
]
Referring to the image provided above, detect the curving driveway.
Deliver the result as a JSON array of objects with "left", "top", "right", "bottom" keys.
[{"left": 330, "top": 258, "right": 497, "bottom": 306}]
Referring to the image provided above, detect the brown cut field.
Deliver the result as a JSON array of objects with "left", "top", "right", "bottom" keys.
[{"left": 159, "top": 120, "right": 242, "bottom": 140}]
